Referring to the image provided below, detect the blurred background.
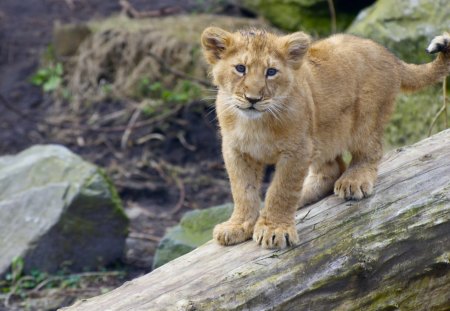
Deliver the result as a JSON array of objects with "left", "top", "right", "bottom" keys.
[{"left": 0, "top": 0, "right": 449, "bottom": 309}]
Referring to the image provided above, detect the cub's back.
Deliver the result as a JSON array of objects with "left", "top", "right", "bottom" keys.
[
  {"left": 307, "top": 34, "right": 401, "bottom": 83},
  {"left": 303, "top": 34, "right": 403, "bottom": 155}
]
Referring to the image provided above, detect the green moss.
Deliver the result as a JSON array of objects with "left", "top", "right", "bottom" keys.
[
  {"left": 348, "top": 0, "right": 450, "bottom": 63},
  {"left": 385, "top": 86, "right": 447, "bottom": 149},
  {"left": 153, "top": 204, "right": 233, "bottom": 268},
  {"left": 242, "top": 0, "right": 353, "bottom": 35},
  {"left": 60, "top": 215, "right": 96, "bottom": 237},
  {"left": 180, "top": 204, "right": 233, "bottom": 232},
  {"left": 96, "top": 169, "right": 127, "bottom": 221}
]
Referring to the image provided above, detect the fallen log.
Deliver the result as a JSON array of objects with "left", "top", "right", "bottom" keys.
[{"left": 62, "top": 130, "right": 450, "bottom": 311}]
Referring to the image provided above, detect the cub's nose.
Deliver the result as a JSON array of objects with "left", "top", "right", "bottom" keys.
[{"left": 244, "top": 95, "right": 262, "bottom": 105}]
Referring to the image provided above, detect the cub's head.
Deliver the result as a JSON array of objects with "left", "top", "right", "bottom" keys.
[{"left": 201, "top": 27, "right": 310, "bottom": 120}]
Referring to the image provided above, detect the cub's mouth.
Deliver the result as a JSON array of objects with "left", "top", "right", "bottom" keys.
[{"left": 235, "top": 105, "right": 264, "bottom": 119}]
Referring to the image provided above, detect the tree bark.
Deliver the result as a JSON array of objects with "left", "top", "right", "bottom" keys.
[{"left": 62, "top": 130, "right": 450, "bottom": 311}]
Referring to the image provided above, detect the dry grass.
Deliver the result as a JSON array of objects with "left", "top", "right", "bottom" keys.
[{"left": 66, "top": 14, "right": 274, "bottom": 107}]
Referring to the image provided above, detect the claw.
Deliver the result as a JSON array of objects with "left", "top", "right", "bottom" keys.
[
  {"left": 285, "top": 233, "right": 291, "bottom": 247},
  {"left": 257, "top": 234, "right": 263, "bottom": 245}
]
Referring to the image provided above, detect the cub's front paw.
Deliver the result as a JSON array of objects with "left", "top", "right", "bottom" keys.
[
  {"left": 252, "top": 218, "right": 299, "bottom": 249},
  {"left": 334, "top": 175, "right": 373, "bottom": 200},
  {"left": 213, "top": 221, "right": 254, "bottom": 246}
]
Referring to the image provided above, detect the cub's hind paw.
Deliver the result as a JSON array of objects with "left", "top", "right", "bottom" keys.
[
  {"left": 253, "top": 218, "right": 299, "bottom": 249},
  {"left": 213, "top": 221, "right": 254, "bottom": 246},
  {"left": 426, "top": 32, "right": 450, "bottom": 54}
]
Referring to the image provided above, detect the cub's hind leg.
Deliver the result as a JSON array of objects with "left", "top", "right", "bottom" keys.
[
  {"left": 299, "top": 156, "right": 346, "bottom": 208},
  {"left": 334, "top": 138, "right": 382, "bottom": 200}
]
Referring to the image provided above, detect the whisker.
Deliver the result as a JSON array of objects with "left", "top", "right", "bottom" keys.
[
  {"left": 204, "top": 106, "right": 217, "bottom": 118},
  {"left": 270, "top": 103, "right": 284, "bottom": 123},
  {"left": 199, "top": 97, "right": 217, "bottom": 102},
  {"left": 267, "top": 106, "right": 281, "bottom": 123},
  {"left": 212, "top": 102, "right": 235, "bottom": 122}
]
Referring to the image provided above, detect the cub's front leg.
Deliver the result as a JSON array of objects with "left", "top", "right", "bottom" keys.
[
  {"left": 253, "top": 154, "right": 309, "bottom": 249},
  {"left": 213, "top": 147, "right": 264, "bottom": 246}
]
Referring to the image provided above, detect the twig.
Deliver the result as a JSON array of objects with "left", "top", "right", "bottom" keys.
[
  {"left": 170, "top": 176, "right": 186, "bottom": 214},
  {"left": 128, "top": 231, "right": 161, "bottom": 242},
  {"left": 327, "top": 0, "right": 337, "bottom": 34},
  {"left": 4, "top": 276, "right": 35, "bottom": 307},
  {"left": 114, "top": 179, "right": 160, "bottom": 192},
  {"left": 96, "top": 108, "right": 130, "bottom": 126},
  {"left": 149, "top": 160, "right": 171, "bottom": 183},
  {"left": 1, "top": 92, "right": 175, "bottom": 134},
  {"left": 0, "top": 93, "right": 89, "bottom": 133},
  {"left": 86, "top": 104, "right": 184, "bottom": 133},
  {"left": 121, "top": 106, "right": 142, "bottom": 150},
  {"left": 147, "top": 51, "right": 214, "bottom": 88},
  {"left": 119, "top": 0, "right": 181, "bottom": 18},
  {"left": 177, "top": 131, "right": 196, "bottom": 151},
  {"left": 136, "top": 133, "right": 165, "bottom": 144},
  {"left": 0, "top": 93, "right": 39, "bottom": 122},
  {"left": 31, "top": 271, "right": 123, "bottom": 293},
  {"left": 102, "top": 137, "right": 124, "bottom": 160},
  {"left": 428, "top": 77, "right": 448, "bottom": 136}
]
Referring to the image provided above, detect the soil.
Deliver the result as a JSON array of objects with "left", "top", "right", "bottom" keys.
[{"left": 0, "top": 0, "right": 251, "bottom": 309}]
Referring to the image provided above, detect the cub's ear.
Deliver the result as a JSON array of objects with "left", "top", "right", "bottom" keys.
[
  {"left": 201, "top": 27, "right": 233, "bottom": 65},
  {"left": 282, "top": 32, "right": 311, "bottom": 69}
]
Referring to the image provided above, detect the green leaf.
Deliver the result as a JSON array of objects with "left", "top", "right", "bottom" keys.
[
  {"left": 55, "top": 63, "right": 63, "bottom": 75},
  {"left": 30, "top": 69, "right": 48, "bottom": 86},
  {"left": 161, "top": 90, "right": 172, "bottom": 101},
  {"left": 149, "top": 82, "right": 162, "bottom": 92},
  {"left": 43, "top": 76, "right": 61, "bottom": 92},
  {"left": 11, "top": 256, "right": 24, "bottom": 283}
]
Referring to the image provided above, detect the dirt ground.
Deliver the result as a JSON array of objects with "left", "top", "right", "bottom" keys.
[{"left": 0, "top": 0, "right": 252, "bottom": 309}]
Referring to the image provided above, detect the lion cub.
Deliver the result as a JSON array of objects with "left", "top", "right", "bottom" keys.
[{"left": 201, "top": 27, "right": 450, "bottom": 249}]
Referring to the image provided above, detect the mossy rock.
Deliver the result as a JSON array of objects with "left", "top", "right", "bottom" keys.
[
  {"left": 53, "top": 22, "right": 92, "bottom": 57},
  {"left": 241, "top": 0, "right": 373, "bottom": 36},
  {"left": 0, "top": 145, "right": 128, "bottom": 276},
  {"left": 346, "top": 0, "right": 450, "bottom": 147},
  {"left": 152, "top": 203, "right": 233, "bottom": 269},
  {"left": 385, "top": 86, "right": 447, "bottom": 149},
  {"left": 347, "top": 0, "right": 450, "bottom": 63}
]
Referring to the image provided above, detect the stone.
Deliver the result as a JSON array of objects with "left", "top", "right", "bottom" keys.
[
  {"left": 0, "top": 145, "right": 128, "bottom": 276},
  {"left": 53, "top": 22, "right": 92, "bottom": 57},
  {"left": 384, "top": 87, "right": 446, "bottom": 148},
  {"left": 152, "top": 203, "right": 233, "bottom": 269},
  {"left": 241, "top": 0, "right": 371, "bottom": 36},
  {"left": 346, "top": 0, "right": 450, "bottom": 147},
  {"left": 347, "top": 0, "right": 450, "bottom": 63}
]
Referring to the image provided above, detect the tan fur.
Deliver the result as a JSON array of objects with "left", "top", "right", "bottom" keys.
[{"left": 201, "top": 27, "right": 450, "bottom": 249}]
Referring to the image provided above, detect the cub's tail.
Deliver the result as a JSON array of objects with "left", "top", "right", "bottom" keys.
[{"left": 400, "top": 32, "right": 450, "bottom": 92}]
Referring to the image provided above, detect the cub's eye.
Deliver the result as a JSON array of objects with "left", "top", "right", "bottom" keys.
[
  {"left": 235, "top": 64, "right": 246, "bottom": 74},
  {"left": 266, "top": 68, "right": 278, "bottom": 77}
]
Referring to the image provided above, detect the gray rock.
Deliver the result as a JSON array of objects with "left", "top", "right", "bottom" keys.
[
  {"left": 347, "top": 0, "right": 450, "bottom": 63},
  {"left": 240, "top": 0, "right": 364, "bottom": 36},
  {"left": 0, "top": 145, "right": 128, "bottom": 276},
  {"left": 153, "top": 204, "right": 233, "bottom": 269}
]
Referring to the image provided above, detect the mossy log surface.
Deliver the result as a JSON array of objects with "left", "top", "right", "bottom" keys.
[{"left": 63, "top": 130, "right": 450, "bottom": 311}]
